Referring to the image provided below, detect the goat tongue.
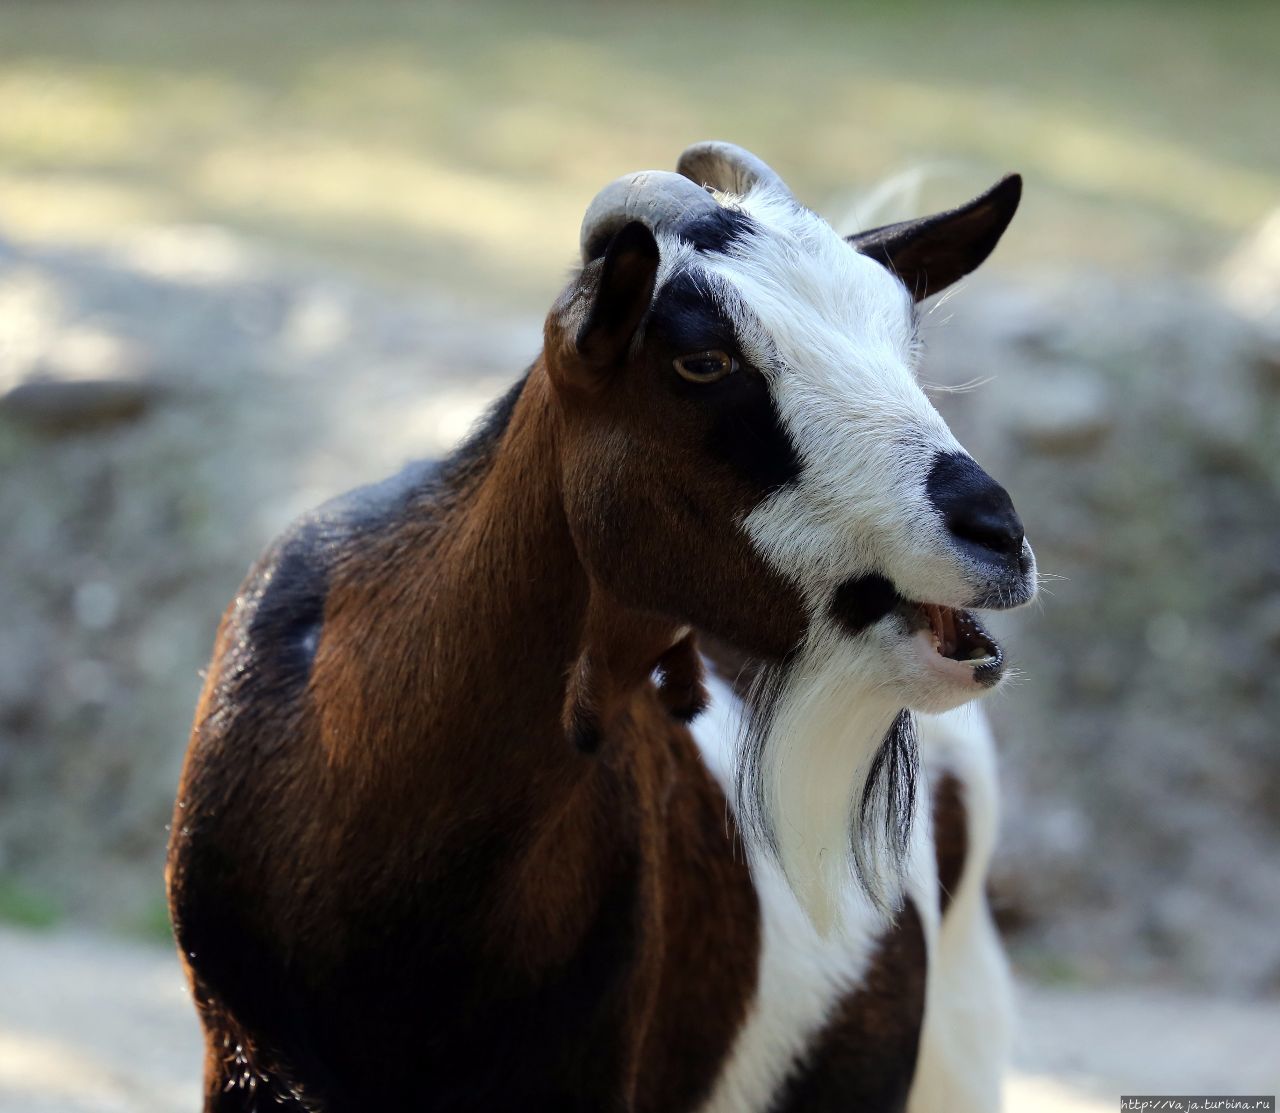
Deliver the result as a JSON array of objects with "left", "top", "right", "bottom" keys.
[
  {"left": 924, "top": 604, "right": 955, "bottom": 657},
  {"left": 924, "top": 604, "right": 997, "bottom": 663}
]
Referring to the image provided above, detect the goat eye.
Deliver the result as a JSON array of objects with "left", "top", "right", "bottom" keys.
[{"left": 674, "top": 350, "right": 737, "bottom": 383}]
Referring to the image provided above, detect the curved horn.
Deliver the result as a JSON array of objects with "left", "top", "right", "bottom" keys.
[
  {"left": 676, "top": 140, "right": 793, "bottom": 200},
  {"left": 579, "top": 170, "right": 721, "bottom": 262}
]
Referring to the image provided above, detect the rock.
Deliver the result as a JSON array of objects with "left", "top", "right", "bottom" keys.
[
  {"left": 0, "top": 377, "right": 161, "bottom": 433},
  {"left": 280, "top": 285, "right": 353, "bottom": 359},
  {"left": 965, "top": 284, "right": 1060, "bottom": 350},
  {"left": 1256, "top": 594, "right": 1280, "bottom": 652},
  {"left": 0, "top": 268, "right": 64, "bottom": 391},
  {"left": 1244, "top": 324, "right": 1280, "bottom": 388},
  {"left": 42, "top": 325, "right": 153, "bottom": 382},
  {"left": 1003, "top": 366, "right": 1112, "bottom": 453},
  {"left": 73, "top": 581, "right": 120, "bottom": 632},
  {"left": 1177, "top": 353, "right": 1261, "bottom": 465},
  {"left": 1219, "top": 209, "right": 1280, "bottom": 390},
  {"left": 1219, "top": 207, "right": 1280, "bottom": 330},
  {"left": 0, "top": 316, "right": 164, "bottom": 433}
]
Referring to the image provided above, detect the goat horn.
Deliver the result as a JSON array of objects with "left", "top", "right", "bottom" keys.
[
  {"left": 676, "top": 140, "right": 793, "bottom": 200},
  {"left": 580, "top": 169, "right": 721, "bottom": 263}
]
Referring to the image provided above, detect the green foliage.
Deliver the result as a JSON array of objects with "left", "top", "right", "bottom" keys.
[
  {"left": 1011, "top": 943, "right": 1091, "bottom": 987},
  {"left": 133, "top": 890, "right": 176, "bottom": 946},
  {"left": 0, "top": 876, "right": 62, "bottom": 930}
]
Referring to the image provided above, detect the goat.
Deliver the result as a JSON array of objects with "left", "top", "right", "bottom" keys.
[{"left": 167, "top": 141, "right": 1034, "bottom": 1112}]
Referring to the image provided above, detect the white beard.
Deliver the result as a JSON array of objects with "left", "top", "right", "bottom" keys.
[{"left": 735, "top": 621, "right": 919, "bottom": 935}]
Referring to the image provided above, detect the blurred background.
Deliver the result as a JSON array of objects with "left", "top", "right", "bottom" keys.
[{"left": 1, "top": 1, "right": 1278, "bottom": 1110}]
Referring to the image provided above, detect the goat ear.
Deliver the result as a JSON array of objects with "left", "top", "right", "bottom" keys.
[
  {"left": 576, "top": 221, "right": 660, "bottom": 369},
  {"left": 847, "top": 174, "right": 1021, "bottom": 302}
]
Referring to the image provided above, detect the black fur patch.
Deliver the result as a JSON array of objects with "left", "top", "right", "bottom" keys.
[
  {"left": 650, "top": 272, "right": 802, "bottom": 493},
  {"left": 829, "top": 574, "right": 901, "bottom": 636},
  {"left": 705, "top": 365, "right": 802, "bottom": 492},
  {"left": 679, "top": 206, "right": 757, "bottom": 255},
  {"left": 856, "top": 709, "right": 919, "bottom": 886},
  {"left": 246, "top": 525, "right": 329, "bottom": 688},
  {"left": 732, "top": 654, "right": 798, "bottom": 861},
  {"left": 648, "top": 270, "right": 740, "bottom": 355},
  {"left": 229, "top": 376, "right": 532, "bottom": 705}
]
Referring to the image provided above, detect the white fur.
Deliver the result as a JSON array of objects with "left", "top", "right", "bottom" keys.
[
  {"left": 907, "top": 708, "right": 1013, "bottom": 1113},
  {"left": 737, "top": 628, "right": 913, "bottom": 934},
  {"left": 693, "top": 673, "right": 938, "bottom": 1111},
  {"left": 654, "top": 185, "right": 1037, "bottom": 928},
  {"left": 708, "top": 192, "right": 973, "bottom": 607},
  {"left": 692, "top": 674, "right": 1010, "bottom": 1113},
  {"left": 664, "top": 183, "right": 1017, "bottom": 1109}
]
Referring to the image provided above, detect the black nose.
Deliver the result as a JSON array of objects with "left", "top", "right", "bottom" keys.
[{"left": 926, "top": 451, "right": 1024, "bottom": 562}]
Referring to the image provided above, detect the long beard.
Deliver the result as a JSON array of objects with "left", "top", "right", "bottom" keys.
[{"left": 735, "top": 625, "right": 919, "bottom": 935}]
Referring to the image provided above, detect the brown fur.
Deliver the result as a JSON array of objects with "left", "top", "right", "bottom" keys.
[
  {"left": 931, "top": 772, "right": 970, "bottom": 917},
  {"left": 771, "top": 903, "right": 928, "bottom": 1113},
  {"left": 168, "top": 361, "right": 777, "bottom": 1110},
  {"left": 168, "top": 214, "right": 963, "bottom": 1110}
]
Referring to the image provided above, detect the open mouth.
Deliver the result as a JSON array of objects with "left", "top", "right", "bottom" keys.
[
  {"left": 826, "top": 574, "right": 1010, "bottom": 690},
  {"left": 908, "top": 602, "right": 1004, "bottom": 686}
]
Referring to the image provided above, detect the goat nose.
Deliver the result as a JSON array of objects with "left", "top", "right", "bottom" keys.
[{"left": 926, "top": 452, "right": 1025, "bottom": 562}]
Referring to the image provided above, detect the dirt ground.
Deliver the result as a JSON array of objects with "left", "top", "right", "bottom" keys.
[
  {"left": 1, "top": 925, "right": 1277, "bottom": 1113},
  {"left": 2, "top": 3, "right": 1278, "bottom": 1107}
]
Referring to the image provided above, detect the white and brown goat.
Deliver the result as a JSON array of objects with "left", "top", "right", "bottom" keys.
[{"left": 168, "top": 142, "right": 1035, "bottom": 1112}]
